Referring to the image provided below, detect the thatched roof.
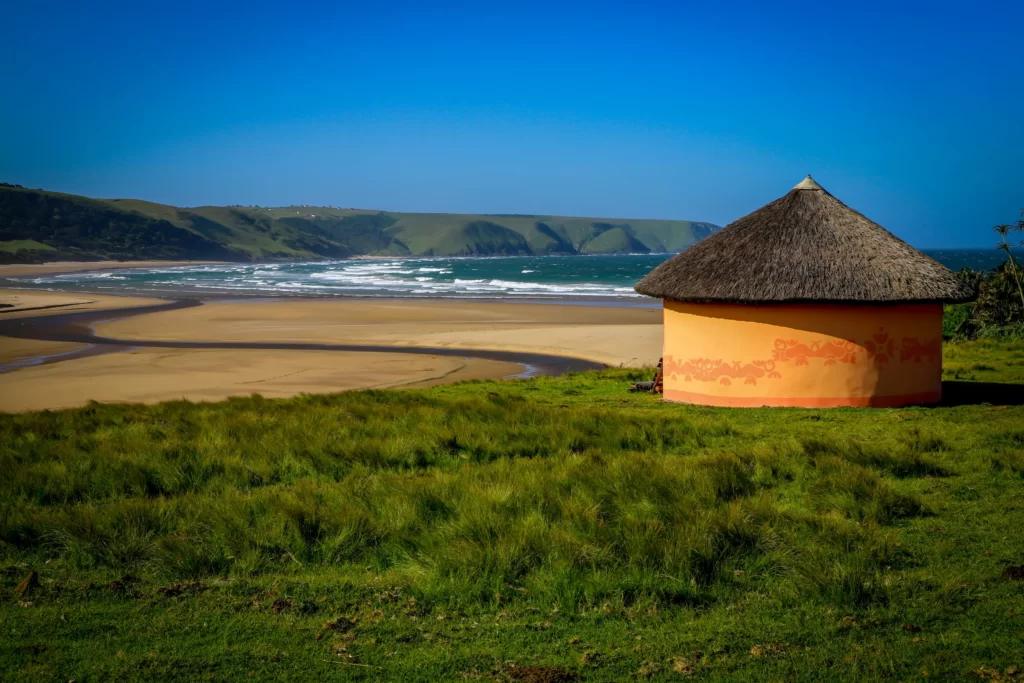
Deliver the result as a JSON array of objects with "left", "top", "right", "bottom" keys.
[{"left": 635, "top": 176, "right": 975, "bottom": 304}]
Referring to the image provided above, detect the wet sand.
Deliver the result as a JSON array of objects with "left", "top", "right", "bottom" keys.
[{"left": 0, "top": 289, "right": 165, "bottom": 364}]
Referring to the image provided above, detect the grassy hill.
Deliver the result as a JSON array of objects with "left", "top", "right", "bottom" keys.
[
  {"left": 0, "top": 183, "right": 718, "bottom": 263},
  {"left": 0, "top": 185, "right": 242, "bottom": 263},
  {"left": 1, "top": 339, "right": 1023, "bottom": 680}
]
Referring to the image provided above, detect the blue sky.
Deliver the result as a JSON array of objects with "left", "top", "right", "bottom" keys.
[{"left": 2, "top": 1, "right": 1021, "bottom": 248}]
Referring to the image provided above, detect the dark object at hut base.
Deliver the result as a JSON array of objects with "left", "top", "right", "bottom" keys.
[{"left": 629, "top": 358, "right": 664, "bottom": 394}]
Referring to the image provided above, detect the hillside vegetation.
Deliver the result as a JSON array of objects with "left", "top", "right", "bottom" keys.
[
  {"left": 944, "top": 210, "right": 1024, "bottom": 342},
  {"left": 0, "top": 183, "right": 718, "bottom": 263},
  {"left": 1, "top": 340, "right": 1023, "bottom": 681}
]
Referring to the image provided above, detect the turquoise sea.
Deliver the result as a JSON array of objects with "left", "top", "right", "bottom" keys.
[{"left": 6, "top": 250, "right": 1008, "bottom": 299}]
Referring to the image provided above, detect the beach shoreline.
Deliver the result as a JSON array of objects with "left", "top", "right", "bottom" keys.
[{"left": 1, "top": 286, "right": 659, "bottom": 308}]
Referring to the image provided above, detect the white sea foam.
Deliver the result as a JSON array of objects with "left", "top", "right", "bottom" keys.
[{"left": 53, "top": 271, "right": 127, "bottom": 281}]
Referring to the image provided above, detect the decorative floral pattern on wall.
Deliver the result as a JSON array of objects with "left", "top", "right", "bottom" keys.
[
  {"left": 772, "top": 339, "right": 858, "bottom": 366},
  {"left": 665, "top": 329, "right": 940, "bottom": 386},
  {"left": 863, "top": 329, "right": 895, "bottom": 364},
  {"left": 663, "top": 357, "right": 781, "bottom": 386}
]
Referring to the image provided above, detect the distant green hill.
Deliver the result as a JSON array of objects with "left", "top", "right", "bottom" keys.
[{"left": 0, "top": 183, "right": 718, "bottom": 263}]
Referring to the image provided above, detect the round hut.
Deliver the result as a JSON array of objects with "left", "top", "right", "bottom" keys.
[{"left": 634, "top": 176, "right": 975, "bottom": 408}]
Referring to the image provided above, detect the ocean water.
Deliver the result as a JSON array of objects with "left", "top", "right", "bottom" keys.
[{"left": 8, "top": 250, "right": 1007, "bottom": 299}]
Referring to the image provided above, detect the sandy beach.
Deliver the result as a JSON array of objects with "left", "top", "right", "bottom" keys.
[
  {"left": 0, "top": 347, "right": 521, "bottom": 412},
  {"left": 97, "top": 299, "right": 663, "bottom": 367},
  {"left": 0, "top": 260, "right": 225, "bottom": 278},
  {"left": 0, "top": 291, "right": 662, "bottom": 412}
]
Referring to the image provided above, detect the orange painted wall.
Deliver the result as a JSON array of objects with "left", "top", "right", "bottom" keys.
[{"left": 662, "top": 301, "right": 943, "bottom": 408}]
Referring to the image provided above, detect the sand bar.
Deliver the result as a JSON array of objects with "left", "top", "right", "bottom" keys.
[{"left": 0, "top": 288, "right": 164, "bottom": 318}]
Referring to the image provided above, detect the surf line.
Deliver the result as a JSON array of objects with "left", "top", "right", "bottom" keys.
[{"left": 0, "top": 298, "right": 605, "bottom": 377}]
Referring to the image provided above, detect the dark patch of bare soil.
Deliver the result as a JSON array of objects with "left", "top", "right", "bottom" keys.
[
  {"left": 508, "top": 665, "right": 579, "bottom": 683},
  {"left": 1002, "top": 565, "right": 1024, "bottom": 581},
  {"left": 158, "top": 580, "right": 206, "bottom": 597}
]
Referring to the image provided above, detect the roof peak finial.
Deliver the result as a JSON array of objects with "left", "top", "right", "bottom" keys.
[{"left": 793, "top": 175, "right": 823, "bottom": 191}]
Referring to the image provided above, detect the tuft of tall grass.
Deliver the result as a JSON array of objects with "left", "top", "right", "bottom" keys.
[{"left": 802, "top": 437, "right": 949, "bottom": 479}]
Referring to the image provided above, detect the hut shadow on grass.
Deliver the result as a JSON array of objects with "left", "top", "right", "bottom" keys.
[{"left": 938, "top": 381, "right": 1024, "bottom": 407}]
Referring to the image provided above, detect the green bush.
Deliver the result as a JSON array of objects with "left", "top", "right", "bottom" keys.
[{"left": 942, "top": 303, "right": 974, "bottom": 340}]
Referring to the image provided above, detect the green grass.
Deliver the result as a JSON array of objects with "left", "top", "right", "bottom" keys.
[
  {"left": 2, "top": 340, "right": 1024, "bottom": 681},
  {"left": 0, "top": 239, "right": 55, "bottom": 253},
  {"left": 943, "top": 338, "right": 1024, "bottom": 382}
]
